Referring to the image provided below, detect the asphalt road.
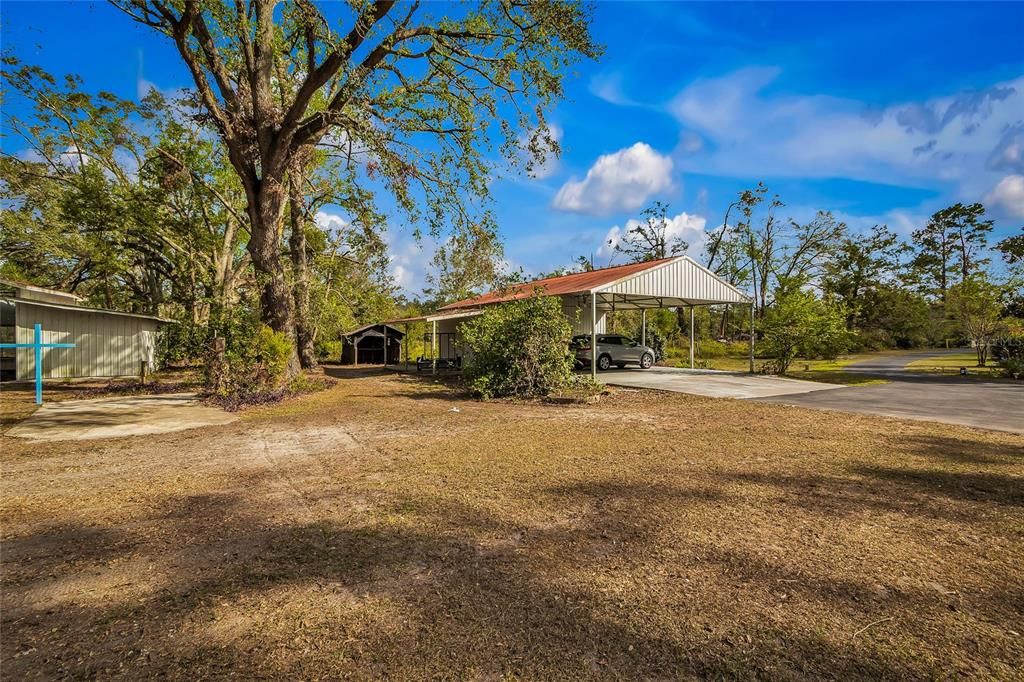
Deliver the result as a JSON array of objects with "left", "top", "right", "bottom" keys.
[{"left": 755, "top": 350, "right": 1024, "bottom": 434}]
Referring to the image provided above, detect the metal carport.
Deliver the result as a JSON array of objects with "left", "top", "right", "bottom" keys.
[{"left": 432, "top": 256, "right": 753, "bottom": 380}]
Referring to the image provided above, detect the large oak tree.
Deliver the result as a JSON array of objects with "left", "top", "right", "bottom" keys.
[{"left": 112, "top": 0, "right": 600, "bottom": 372}]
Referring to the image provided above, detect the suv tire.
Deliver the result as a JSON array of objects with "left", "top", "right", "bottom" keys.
[{"left": 640, "top": 353, "right": 654, "bottom": 369}]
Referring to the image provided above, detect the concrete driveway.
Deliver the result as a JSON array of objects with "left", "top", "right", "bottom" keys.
[
  {"left": 7, "top": 393, "right": 237, "bottom": 441},
  {"left": 601, "top": 367, "right": 841, "bottom": 399},
  {"left": 755, "top": 351, "right": 1024, "bottom": 434}
]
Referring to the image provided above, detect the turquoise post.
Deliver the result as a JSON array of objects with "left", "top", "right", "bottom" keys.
[{"left": 34, "top": 323, "right": 42, "bottom": 404}]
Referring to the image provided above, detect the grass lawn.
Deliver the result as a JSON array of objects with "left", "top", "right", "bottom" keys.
[
  {"left": 2, "top": 372, "right": 1022, "bottom": 678},
  {"left": 670, "top": 351, "right": 892, "bottom": 385},
  {"left": 905, "top": 351, "right": 1001, "bottom": 376}
]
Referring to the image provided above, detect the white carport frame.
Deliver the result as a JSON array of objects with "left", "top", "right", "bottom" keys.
[{"left": 583, "top": 256, "right": 753, "bottom": 380}]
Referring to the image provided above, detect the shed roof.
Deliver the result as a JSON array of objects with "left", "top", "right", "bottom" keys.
[
  {"left": 438, "top": 256, "right": 749, "bottom": 310},
  {"left": 342, "top": 323, "right": 406, "bottom": 338},
  {"left": 8, "top": 297, "right": 173, "bottom": 323},
  {"left": 0, "top": 278, "right": 85, "bottom": 303}
]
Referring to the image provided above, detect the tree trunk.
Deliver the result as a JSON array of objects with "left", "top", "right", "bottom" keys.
[
  {"left": 288, "top": 160, "right": 317, "bottom": 369},
  {"left": 246, "top": 175, "right": 302, "bottom": 376}
]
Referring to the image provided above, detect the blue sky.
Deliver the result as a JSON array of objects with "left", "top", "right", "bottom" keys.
[{"left": 3, "top": 1, "right": 1023, "bottom": 294}]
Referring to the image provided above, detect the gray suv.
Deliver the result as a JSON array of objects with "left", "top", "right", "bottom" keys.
[{"left": 572, "top": 334, "right": 655, "bottom": 371}]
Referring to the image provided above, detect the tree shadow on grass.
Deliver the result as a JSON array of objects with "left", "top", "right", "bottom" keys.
[
  {"left": 849, "top": 465, "right": 1024, "bottom": 507},
  {"left": 892, "top": 434, "right": 1024, "bottom": 466},
  {"left": 2, "top": 474, "right": 969, "bottom": 680}
]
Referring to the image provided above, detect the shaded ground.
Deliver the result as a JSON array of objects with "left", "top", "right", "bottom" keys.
[
  {"left": 759, "top": 349, "right": 1023, "bottom": 433},
  {"left": 2, "top": 373, "right": 1022, "bottom": 679}
]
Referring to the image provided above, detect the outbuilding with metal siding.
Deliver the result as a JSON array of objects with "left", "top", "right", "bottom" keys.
[{"left": 0, "top": 279, "right": 168, "bottom": 382}]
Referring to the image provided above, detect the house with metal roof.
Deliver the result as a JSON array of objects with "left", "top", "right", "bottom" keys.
[
  {"left": 388, "top": 256, "right": 751, "bottom": 378},
  {"left": 0, "top": 279, "right": 170, "bottom": 382}
]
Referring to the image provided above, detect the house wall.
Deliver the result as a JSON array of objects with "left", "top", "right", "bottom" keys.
[{"left": 14, "top": 301, "right": 158, "bottom": 380}]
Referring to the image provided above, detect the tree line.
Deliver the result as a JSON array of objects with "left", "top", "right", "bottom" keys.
[{"left": 599, "top": 187, "right": 1023, "bottom": 373}]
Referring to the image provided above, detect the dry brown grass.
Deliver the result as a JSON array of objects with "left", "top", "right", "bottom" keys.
[{"left": 2, "top": 371, "right": 1022, "bottom": 679}]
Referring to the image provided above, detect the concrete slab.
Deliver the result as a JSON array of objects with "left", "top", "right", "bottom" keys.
[
  {"left": 601, "top": 367, "right": 843, "bottom": 399},
  {"left": 7, "top": 393, "right": 237, "bottom": 441}
]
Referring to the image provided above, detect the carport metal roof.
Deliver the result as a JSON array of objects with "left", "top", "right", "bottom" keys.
[{"left": 438, "top": 256, "right": 750, "bottom": 311}]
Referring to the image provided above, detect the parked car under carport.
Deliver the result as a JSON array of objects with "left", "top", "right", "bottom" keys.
[{"left": 572, "top": 334, "right": 655, "bottom": 371}]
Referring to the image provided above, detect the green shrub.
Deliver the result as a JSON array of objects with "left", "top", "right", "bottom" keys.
[
  {"left": 697, "top": 339, "right": 728, "bottom": 358},
  {"left": 992, "top": 334, "right": 1024, "bottom": 379},
  {"left": 207, "top": 315, "right": 294, "bottom": 397},
  {"left": 459, "top": 294, "right": 574, "bottom": 399},
  {"left": 316, "top": 339, "right": 342, "bottom": 362},
  {"left": 760, "top": 287, "right": 852, "bottom": 374}
]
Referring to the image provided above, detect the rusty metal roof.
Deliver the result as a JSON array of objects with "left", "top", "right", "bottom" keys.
[{"left": 439, "top": 257, "right": 679, "bottom": 311}]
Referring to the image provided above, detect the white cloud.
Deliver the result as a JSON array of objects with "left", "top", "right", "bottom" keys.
[
  {"left": 589, "top": 71, "right": 641, "bottom": 107},
  {"left": 668, "top": 67, "right": 1024, "bottom": 201},
  {"left": 597, "top": 210, "right": 707, "bottom": 260},
  {"left": 553, "top": 142, "right": 674, "bottom": 216},
  {"left": 384, "top": 227, "right": 433, "bottom": 294},
  {"left": 314, "top": 210, "right": 350, "bottom": 236},
  {"left": 987, "top": 174, "right": 1024, "bottom": 217}
]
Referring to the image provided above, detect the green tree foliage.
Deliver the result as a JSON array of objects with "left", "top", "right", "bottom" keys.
[
  {"left": 857, "top": 285, "right": 933, "bottom": 349},
  {"left": 822, "top": 224, "right": 906, "bottom": 332},
  {"left": 947, "top": 277, "right": 1007, "bottom": 366},
  {"left": 460, "top": 294, "right": 574, "bottom": 399},
  {"left": 424, "top": 222, "right": 505, "bottom": 306},
  {"left": 911, "top": 202, "right": 993, "bottom": 301},
  {"left": 759, "top": 283, "right": 851, "bottom": 374}
]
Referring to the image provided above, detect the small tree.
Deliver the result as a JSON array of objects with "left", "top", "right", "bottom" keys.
[
  {"left": 615, "top": 202, "right": 688, "bottom": 263},
  {"left": 947, "top": 277, "right": 1007, "bottom": 366},
  {"left": 460, "top": 294, "right": 574, "bottom": 399},
  {"left": 760, "top": 285, "right": 850, "bottom": 374}
]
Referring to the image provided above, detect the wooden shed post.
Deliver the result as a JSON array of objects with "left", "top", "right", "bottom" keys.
[
  {"left": 383, "top": 326, "right": 388, "bottom": 369},
  {"left": 354, "top": 334, "right": 359, "bottom": 365}
]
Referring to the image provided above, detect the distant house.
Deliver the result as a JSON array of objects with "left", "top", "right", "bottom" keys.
[
  {"left": 340, "top": 323, "right": 405, "bottom": 365},
  {"left": 0, "top": 279, "right": 169, "bottom": 382}
]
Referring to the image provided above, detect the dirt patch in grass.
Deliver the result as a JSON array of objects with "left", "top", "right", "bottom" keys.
[{"left": 2, "top": 373, "right": 1022, "bottom": 679}]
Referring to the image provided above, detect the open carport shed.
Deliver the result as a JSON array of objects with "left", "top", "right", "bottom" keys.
[{"left": 397, "top": 256, "right": 752, "bottom": 378}]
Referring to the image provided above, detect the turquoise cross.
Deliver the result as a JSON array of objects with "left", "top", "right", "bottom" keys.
[{"left": 0, "top": 323, "right": 76, "bottom": 404}]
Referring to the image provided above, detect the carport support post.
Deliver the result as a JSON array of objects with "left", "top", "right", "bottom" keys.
[
  {"left": 590, "top": 292, "right": 597, "bottom": 380},
  {"left": 641, "top": 309, "right": 646, "bottom": 347},
  {"left": 404, "top": 322, "right": 410, "bottom": 368},
  {"left": 383, "top": 326, "right": 388, "bottom": 369},
  {"left": 749, "top": 302, "right": 755, "bottom": 374},
  {"left": 689, "top": 306, "right": 695, "bottom": 369},
  {"left": 431, "top": 319, "right": 437, "bottom": 375}
]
